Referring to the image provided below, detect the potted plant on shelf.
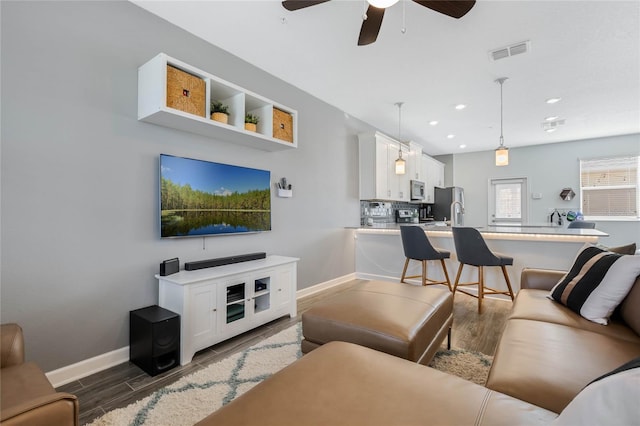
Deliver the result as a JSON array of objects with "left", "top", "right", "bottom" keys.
[
  {"left": 211, "top": 101, "right": 230, "bottom": 124},
  {"left": 244, "top": 113, "right": 259, "bottom": 132}
]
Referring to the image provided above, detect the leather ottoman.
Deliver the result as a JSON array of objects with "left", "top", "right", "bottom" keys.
[{"left": 301, "top": 280, "right": 453, "bottom": 365}]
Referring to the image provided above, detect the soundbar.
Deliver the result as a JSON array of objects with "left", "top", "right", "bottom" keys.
[{"left": 184, "top": 252, "right": 266, "bottom": 271}]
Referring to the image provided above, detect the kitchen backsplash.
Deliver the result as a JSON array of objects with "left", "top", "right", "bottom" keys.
[{"left": 360, "top": 200, "right": 419, "bottom": 225}]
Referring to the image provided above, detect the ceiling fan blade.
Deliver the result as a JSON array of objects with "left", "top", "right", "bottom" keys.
[
  {"left": 412, "top": 0, "right": 475, "bottom": 18},
  {"left": 282, "top": 0, "right": 331, "bottom": 11},
  {"left": 358, "top": 5, "right": 385, "bottom": 46}
]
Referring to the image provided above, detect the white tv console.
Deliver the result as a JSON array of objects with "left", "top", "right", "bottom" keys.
[{"left": 156, "top": 255, "right": 298, "bottom": 365}]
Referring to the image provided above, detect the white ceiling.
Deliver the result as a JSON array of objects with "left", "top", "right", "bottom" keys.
[{"left": 133, "top": 0, "right": 640, "bottom": 155}]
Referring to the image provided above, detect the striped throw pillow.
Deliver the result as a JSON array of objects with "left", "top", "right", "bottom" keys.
[{"left": 550, "top": 245, "right": 640, "bottom": 325}]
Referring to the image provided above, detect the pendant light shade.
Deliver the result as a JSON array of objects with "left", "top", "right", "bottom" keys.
[
  {"left": 394, "top": 101, "right": 406, "bottom": 175},
  {"left": 495, "top": 77, "right": 509, "bottom": 166},
  {"left": 495, "top": 146, "right": 509, "bottom": 166},
  {"left": 395, "top": 152, "right": 406, "bottom": 174}
]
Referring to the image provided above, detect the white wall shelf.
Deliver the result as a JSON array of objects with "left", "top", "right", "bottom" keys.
[{"left": 138, "top": 53, "right": 298, "bottom": 152}]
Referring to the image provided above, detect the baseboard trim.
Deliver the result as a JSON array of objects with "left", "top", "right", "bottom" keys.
[
  {"left": 46, "top": 346, "right": 130, "bottom": 388},
  {"left": 47, "top": 273, "right": 359, "bottom": 388},
  {"left": 296, "top": 272, "right": 357, "bottom": 299},
  {"left": 355, "top": 272, "right": 401, "bottom": 283}
]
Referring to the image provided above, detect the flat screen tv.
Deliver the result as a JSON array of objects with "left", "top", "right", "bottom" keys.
[{"left": 160, "top": 154, "right": 271, "bottom": 238}]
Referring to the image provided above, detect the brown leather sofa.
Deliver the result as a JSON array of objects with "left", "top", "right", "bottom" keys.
[
  {"left": 486, "top": 268, "right": 640, "bottom": 413},
  {"left": 198, "top": 268, "right": 640, "bottom": 425},
  {"left": 1, "top": 323, "right": 79, "bottom": 426}
]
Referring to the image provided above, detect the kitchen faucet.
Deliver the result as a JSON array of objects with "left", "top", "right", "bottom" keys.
[{"left": 450, "top": 201, "right": 465, "bottom": 227}]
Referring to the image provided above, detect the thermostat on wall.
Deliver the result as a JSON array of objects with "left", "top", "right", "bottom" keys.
[{"left": 531, "top": 193, "right": 543, "bottom": 200}]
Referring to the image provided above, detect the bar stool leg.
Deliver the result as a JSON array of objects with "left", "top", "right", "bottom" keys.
[
  {"left": 422, "top": 260, "right": 428, "bottom": 286},
  {"left": 478, "top": 265, "right": 484, "bottom": 314},
  {"left": 501, "top": 265, "right": 515, "bottom": 300},
  {"left": 452, "top": 263, "right": 464, "bottom": 296},
  {"left": 440, "top": 259, "right": 452, "bottom": 292},
  {"left": 400, "top": 258, "right": 410, "bottom": 283}
]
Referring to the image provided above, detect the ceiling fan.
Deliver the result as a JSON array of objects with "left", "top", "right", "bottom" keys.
[{"left": 281, "top": 0, "right": 476, "bottom": 46}]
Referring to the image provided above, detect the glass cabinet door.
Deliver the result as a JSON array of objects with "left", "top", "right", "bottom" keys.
[
  {"left": 253, "top": 276, "right": 271, "bottom": 314},
  {"left": 225, "top": 282, "right": 246, "bottom": 324}
]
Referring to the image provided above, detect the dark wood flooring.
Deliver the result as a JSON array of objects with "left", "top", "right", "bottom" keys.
[{"left": 57, "top": 279, "right": 512, "bottom": 425}]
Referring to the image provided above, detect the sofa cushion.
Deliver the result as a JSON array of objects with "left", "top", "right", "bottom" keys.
[
  {"left": 1, "top": 362, "right": 55, "bottom": 413},
  {"left": 620, "top": 276, "right": 640, "bottom": 336},
  {"left": 486, "top": 318, "right": 640, "bottom": 413},
  {"left": 551, "top": 357, "right": 640, "bottom": 425},
  {"left": 197, "top": 341, "right": 557, "bottom": 426},
  {"left": 549, "top": 244, "right": 640, "bottom": 325},
  {"left": 510, "top": 289, "right": 640, "bottom": 344}
]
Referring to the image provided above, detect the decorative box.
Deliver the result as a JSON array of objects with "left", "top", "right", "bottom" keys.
[
  {"left": 166, "top": 65, "right": 205, "bottom": 117},
  {"left": 272, "top": 108, "right": 293, "bottom": 143}
]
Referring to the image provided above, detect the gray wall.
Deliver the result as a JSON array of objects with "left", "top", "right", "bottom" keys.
[
  {"left": 1, "top": 1, "right": 368, "bottom": 371},
  {"left": 442, "top": 134, "right": 640, "bottom": 247}
]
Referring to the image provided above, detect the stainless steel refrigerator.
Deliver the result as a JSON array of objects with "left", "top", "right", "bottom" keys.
[{"left": 433, "top": 187, "right": 465, "bottom": 225}]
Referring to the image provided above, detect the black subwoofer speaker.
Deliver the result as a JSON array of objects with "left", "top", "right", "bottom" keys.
[{"left": 130, "top": 305, "right": 180, "bottom": 376}]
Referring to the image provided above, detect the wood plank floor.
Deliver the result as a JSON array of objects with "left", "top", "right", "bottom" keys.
[{"left": 58, "top": 279, "right": 512, "bottom": 425}]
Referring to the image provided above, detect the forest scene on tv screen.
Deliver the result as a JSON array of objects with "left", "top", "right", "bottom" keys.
[{"left": 160, "top": 155, "right": 271, "bottom": 237}]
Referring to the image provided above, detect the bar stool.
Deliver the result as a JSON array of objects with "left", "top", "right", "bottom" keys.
[
  {"left": 451, "top": 227, "right": 515, "bottom": 313},
  {"left": 400, "top": 226, "right": 452, "bottom": 291}
]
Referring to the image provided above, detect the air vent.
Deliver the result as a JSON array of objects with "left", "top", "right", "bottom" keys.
[
  {"left": 489, "top": 41, "right": 530, "bottom": 61},
  {"left": 542, "top": 119, "right": 566, "bottom": 131}
]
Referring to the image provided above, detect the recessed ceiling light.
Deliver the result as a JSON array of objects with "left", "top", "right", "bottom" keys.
[
  {"left": 447, "top": 134, "right": 455, "bottom": 139},
  {"left": 429, "top": 120, "right": 439, "bottom": 126},
  {"left": 545, "top": 128, "right": 557, "bottom": 133},
  {"left": 546, "top": 98, "right": 562, "bottom": 104},
  {"left": 459, "top": 144, "right": 467, "bottom": 149},
  {"left": 545, "top": 116, "right": 559, "bottom": 121},
  {"left": 455, "top": 104, "right": 466, "bottom": 110}
]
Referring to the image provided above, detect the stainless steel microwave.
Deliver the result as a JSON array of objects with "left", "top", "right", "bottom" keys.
[{"left": 410, "top": 180, "right": 425, "bottom": 200}]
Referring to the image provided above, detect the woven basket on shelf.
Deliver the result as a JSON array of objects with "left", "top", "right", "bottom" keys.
[
  {"left": 166, "top": 65, "right": 205, "bottom": 117},
  {"left": 272, "top": 108, "right": 293, "bottom": 143}
]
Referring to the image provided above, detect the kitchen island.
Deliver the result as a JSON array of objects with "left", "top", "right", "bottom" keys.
[{"left": 352, "top": 223, "right": 608, "bottom": 296}]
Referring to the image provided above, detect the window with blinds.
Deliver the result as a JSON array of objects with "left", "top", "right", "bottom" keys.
[
  {"left": 580, "top": 155, "right": 639, "bottom": 218},
  {"left": 489, "top": 177, "right": 528, "bottom": 224},
  {"left": 495, "top": 182, "right": 522, "bottom": 219}
]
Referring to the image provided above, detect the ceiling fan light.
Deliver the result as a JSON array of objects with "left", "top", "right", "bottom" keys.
[
  {"left": 367, "top": 0, "right": 399, "bottom": 8},
  {"left": 495, "top": 147, "right": 509, "bottom": 166}
]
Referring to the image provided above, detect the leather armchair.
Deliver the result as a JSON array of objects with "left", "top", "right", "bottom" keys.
[{"left": 1, "top": 323, "right": 79, "bottom": 426}]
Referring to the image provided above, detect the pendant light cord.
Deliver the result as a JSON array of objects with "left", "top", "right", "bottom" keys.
[
  {"left": 500, "top": 80, "right": 504, "bottom": 147},
  {"left": 395, "top": 101, "right": 404, "bottom": 158},
  {"left": 396, "top": 102, "right": 403, "bottom": 140},
  {"left": 496, "top": 77, "right": 508, "bottom": 148}
]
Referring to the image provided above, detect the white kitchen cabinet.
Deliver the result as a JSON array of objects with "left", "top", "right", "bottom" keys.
[
  {"left": 422, "top": 154, "right": 445, "bottom": 203},
  {"left": 408, "top": 141, "right": 423, "bottom": 181},
  {"left": 157, "top": 255, "right": 298, "bottom": 365},
  {"left": 359, "top": 132, "right": 410, "bottom": 201}
]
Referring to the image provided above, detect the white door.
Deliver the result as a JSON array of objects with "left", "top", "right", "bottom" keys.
[{"left": 488, "top": 177, "right": 528, "bottom": 224}]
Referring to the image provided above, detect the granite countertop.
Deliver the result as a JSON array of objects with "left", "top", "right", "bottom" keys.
[{"left": 350, "top": 222, "right": 609, "bottom": 237}]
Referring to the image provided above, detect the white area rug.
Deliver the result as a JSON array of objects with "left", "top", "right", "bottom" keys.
[
  {"left": 87, "top": 324, "right": 302, "bottom": 426},
  {"left": 88, "top": 323, "right": 492, "bottom": 425}
]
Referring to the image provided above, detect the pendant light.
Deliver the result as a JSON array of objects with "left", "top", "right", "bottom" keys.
[
  {"left": 495, "top": 77, "right": 509, "bottom": 166},
  {"left": 394, "top": 102, "right": 406, "bottom": 175}
]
